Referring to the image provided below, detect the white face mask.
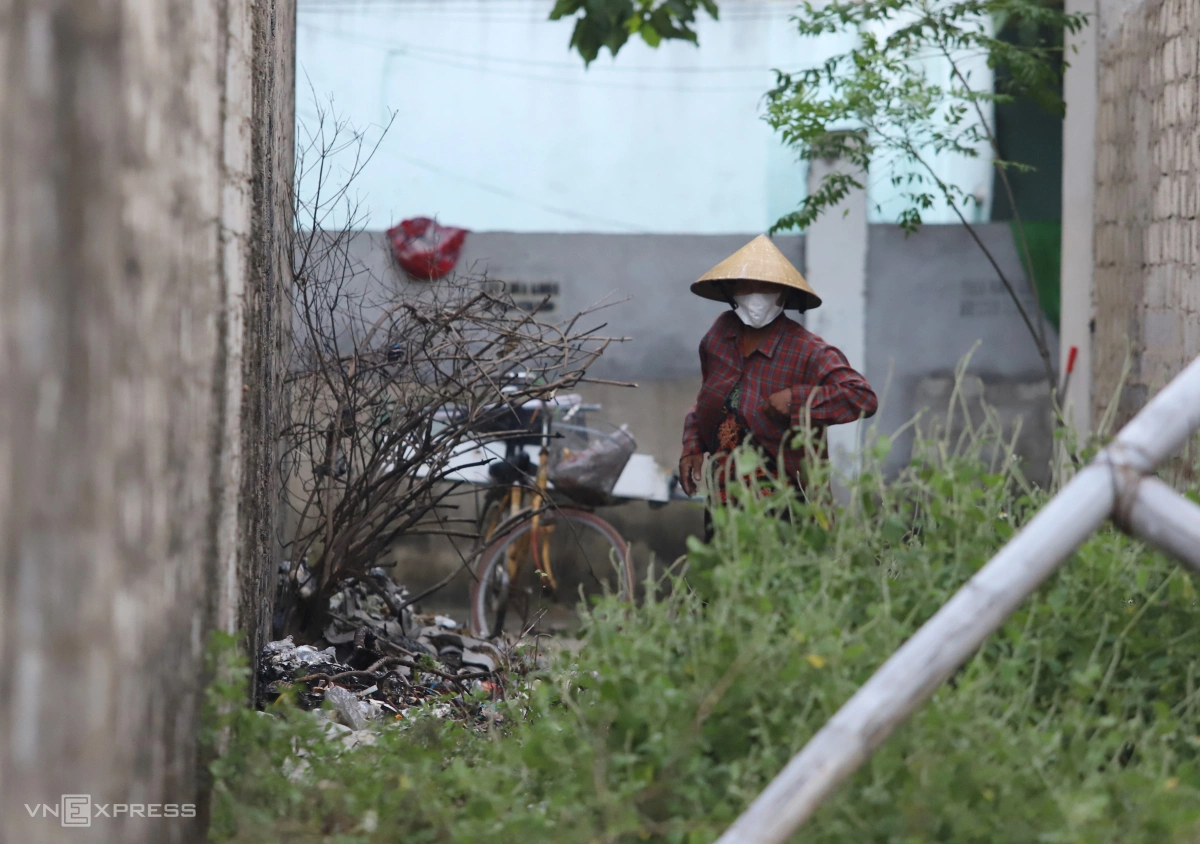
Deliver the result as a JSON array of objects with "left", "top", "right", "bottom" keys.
[{"left": 732, "top": 292, "right": 785, "bottom": 328}]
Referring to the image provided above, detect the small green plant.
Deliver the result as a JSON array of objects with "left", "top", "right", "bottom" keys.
[{"left": 209, "top": 399, "right": 1200, "bottom": 842}]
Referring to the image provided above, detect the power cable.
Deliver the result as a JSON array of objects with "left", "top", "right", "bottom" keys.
[
  {"left": 300, "top": 25, "right": 794, "bottom": 91},
  {"left": 384, "top": 151, "right": 655, "bottom": 231},
  {"left": 296, "top": 106, "right": 655, "bottom": 232},
  {"left": 378, "top": 48, "right": 775, "bottom": 92},
  {"left": 298, "top": 21, "right": 796, "bottom": 74},
  {"left": 297, "top": 0, "right": 780, "bottom": 6},
  {"left": 297, "top": 1, "right": 794, "bottom": 23}
]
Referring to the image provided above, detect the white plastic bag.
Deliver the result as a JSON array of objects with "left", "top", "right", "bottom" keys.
[{"left": 549, "top": 425, "right": 636, "bottom": 505}]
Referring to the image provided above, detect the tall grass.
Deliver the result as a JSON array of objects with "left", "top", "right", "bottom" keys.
[{"left": 207, "top": 375, "right": 1200, "bottom": 843}]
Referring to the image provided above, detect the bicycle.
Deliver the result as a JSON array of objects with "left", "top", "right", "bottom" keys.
[{"left": 468, "top": 395, "right": 636, "bottom": 639}]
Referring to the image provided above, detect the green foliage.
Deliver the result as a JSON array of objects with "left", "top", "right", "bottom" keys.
[
  {"left": 764, "top": 0, "right": 1087, "bottom": 234},
  {"left": 552, "top": 0, "right": 719, "bottom": 64},
  {"left": 209, "top": 428, "right": 1200, "bottom": 842}
]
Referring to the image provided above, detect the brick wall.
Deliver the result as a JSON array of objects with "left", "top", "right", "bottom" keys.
[
  {"left": 0, "top": 2, "right": 294, "bottom": 841},
  {"left": 1093, "top": 0, "right": 1199, "bottom": 428}
]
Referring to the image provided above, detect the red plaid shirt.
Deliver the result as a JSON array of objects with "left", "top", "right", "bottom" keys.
[{"left": 682, "top": 311, "right": 877, "bottom": 488}]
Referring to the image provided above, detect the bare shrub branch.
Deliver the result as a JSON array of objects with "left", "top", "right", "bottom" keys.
[{"left": 278, "top": 97, "right": 624, "bottom": 637}]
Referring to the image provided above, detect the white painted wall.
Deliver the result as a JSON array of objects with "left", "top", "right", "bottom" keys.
[{"left": 296, "top": 0, "right": 995, "bottom": 234}]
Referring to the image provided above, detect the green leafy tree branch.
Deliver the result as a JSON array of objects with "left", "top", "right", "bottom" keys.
[
  {"left": 763, "top": 0, "right": 1085, "bottom": 391},
  {"left": 551, "top": 0, "right": 719, "bottom": 63},
  {"left": 559, "top": 0, "right": 1086, "bottom": 393}
]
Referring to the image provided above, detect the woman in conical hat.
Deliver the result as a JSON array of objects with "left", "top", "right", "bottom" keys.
[{"left": 679, "top": 236, "right": 878, "bottom": 536}]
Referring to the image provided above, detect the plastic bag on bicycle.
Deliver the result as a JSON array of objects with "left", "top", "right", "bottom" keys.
[{"left": 548, "top": 425, "right": 636, "bottom": 506}]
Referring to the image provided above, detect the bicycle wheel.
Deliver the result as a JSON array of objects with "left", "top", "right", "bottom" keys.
[
  {"left": 477, "top": 488, "right": 536, "bottom": 632},
  {"left": 470, "top": 508, "right": 634, "bottom": 639},
  {"left": 477, "top": 488, "right": 511, "bottom": 540}
]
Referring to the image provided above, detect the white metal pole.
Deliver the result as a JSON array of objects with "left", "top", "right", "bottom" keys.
[
  {"left": 1125, "top": 477, "right": 1200, "bottom": 574},
  {"left": 716, "top": 355, "right": 1200, "bottom": 844}
]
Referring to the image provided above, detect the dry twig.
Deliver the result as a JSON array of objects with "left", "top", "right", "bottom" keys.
[{"left": 277, "top": 99, "right": 625, "bottom": 638}]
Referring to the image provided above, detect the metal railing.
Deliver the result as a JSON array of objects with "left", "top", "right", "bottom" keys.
[{"left": 717, "top": 355, "right": 1200, "bottom": 844}]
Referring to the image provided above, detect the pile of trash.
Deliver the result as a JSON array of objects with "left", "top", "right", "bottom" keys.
[
  {"left": 260, "top": 581, "right": 508, "bottom": 734},
  {"left": 322, "top": 567, "right": 415, "bottom": 646},
  {"left": 265, "top": 562, "right": 531, "bottom": 743},
  {"left": 275, "top": 562, "right": 412, "bottom": 638}
]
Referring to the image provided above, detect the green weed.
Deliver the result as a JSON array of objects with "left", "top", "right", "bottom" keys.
[{"left": 207, "top": 413, "right": 1200, "bottom": 843}]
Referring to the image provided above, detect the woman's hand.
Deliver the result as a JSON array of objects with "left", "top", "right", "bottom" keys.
[
  {"left": 765, "top": 388, "right": 793, "bottom": 423},
  {"left": 679, "top": 453, "right": 704, "bottom": 497}
]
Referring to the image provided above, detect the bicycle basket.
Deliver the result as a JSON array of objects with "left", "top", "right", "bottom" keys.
[{"left": 548, "top": 420, "right": 636, "bottom": 506}]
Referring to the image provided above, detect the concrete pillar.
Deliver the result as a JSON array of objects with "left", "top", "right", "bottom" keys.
[
  {"left": 0, "top": 2, "right": 294, "bottom": 842},
  {"left": 804, "top": 156, "right": 869, "bottom": 485},
  {"left": 236, "top": 0, "right": 297, "bottom": 667},
  {"left": 1060, "top": 0, "right": 1098, "bottom": 438}
]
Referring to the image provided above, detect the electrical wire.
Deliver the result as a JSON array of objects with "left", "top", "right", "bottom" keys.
[
  {"left": 298, "top": 21, "right": 796, "bottom": 74},
  {"left": 291, "top": 0, "right": 811, "bottom": 229},
  {"left": 385, "top": 151, "right": 654, "bottom": 231},
  {"left": 297, "top": 0, "right": 795, "bottom": 23},
  {"left": 298, "top": 0, "right": 783, "bottom": 6},
  {"left": 300, "top": 25, "right": 797, "bottom": 91},
  {"left": 296, "top": 0, "right": 788, "bottom": 12},
  {"left": 383, "top": 48, "right": 774, "bottom": 92},
  {"left": 296, "top": 106, "right": 655, "bottom": 232}
]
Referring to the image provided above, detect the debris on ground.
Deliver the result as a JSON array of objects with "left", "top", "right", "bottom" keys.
[
  {"left": 322, "top": 567, "right": 415, "bottom": 646},
  {"left": 259, "top": 569, "right": 522, "bottom": 732}
]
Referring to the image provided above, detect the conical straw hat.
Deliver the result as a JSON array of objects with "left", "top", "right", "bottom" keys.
[{"left": 690, "top": 235, "right": 821, "bottom": 311}]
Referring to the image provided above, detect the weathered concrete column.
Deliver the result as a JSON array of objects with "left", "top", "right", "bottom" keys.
[
  {"left": 235, "top": 0, "right": 297, "bottom": 664},
  {"left": 0, "top": 2, "right": 294, "bottom": 842},
  {"left": 804, "top": 155, "right": 869, "bottom": 486},
  {"left": 1059, "top": 0, "right": 1099, "bottom": 438},
  {"left": 1090, "top": 0, "right": 1199, "bottom": 431}
]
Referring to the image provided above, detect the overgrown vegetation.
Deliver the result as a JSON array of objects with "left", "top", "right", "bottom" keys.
[{"left": 210, "top": 398, "right": 1200, "bottom": 842}]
